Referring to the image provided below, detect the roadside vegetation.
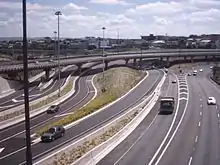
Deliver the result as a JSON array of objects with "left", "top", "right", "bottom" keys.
[
  {"left": 36, "top": 67, "right": 145, "bottom": 136},
  {"left": 43, "top": 110, "right": 139, "bottom": 165}
]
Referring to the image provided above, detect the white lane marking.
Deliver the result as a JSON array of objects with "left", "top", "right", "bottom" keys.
[
  {"left": 200, "top": 112, "right": 202, "bottom": 116},
  {"left": 195, "top": 136, "right": 198, "bottom": 143},
  {"left": 113, "top": 115, "right": 158, "bottom": 165},
  {"left": 218, "top": 113, "right": 220, "bottom": 118},
  {"left": 179, "top": 92, "right": 188, "bottom": 95},
  {"left": 148, "top": 74, "right": 181, "bottom": 165},
  {"left": 200, "top": 104, "right": 203, "bottom": 108},
  {"left": 179, "top": 98, "right": 188, "bottom": 101},
  {"left": 0, "top": 148, "right": 4, "bottom": 153},
  {"left": 54, "top": 112, "right": 75, "bottom": 118},
  {"left": 188, "top": 157, "right": 193, "bottom": 165},
  {"left": 88, "top": 91, "right": 95, "bottom": 93},
  {"left": 200, "top": 98, "right": 202, "bottom": 101},
  {"left": 216, "top": 106, "right": 218, "bottom": 109},
  {"left": 198, "top": 122, "right": 201, "bottom": 127},
  {"left": 149, "top": 74, "right": 189, "bottom": 165}
]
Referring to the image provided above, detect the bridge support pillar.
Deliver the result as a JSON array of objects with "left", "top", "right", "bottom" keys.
[
  {"left": 44, "top": 68, "right": 50, "bottom": 81},
  {"left": 104, "top": 61, "right": 108, "bottom": 70},
  {"left": 205, "top": 55, "right": 208, "bottom": 60},
  {"left": 191, "top": 56, "right": 194, "bottom": 63},
  {"left": 76, "top": 63, "right": 82, "bottom": 73},
  {"left": 125, "top": 59, "right": 129, "bottom": 65},
  {"left": 184, "top": 56, "right": 187, "bottom": 60},
  {"left": 139, "top": 58, "right": 143, "bottom": 68},
  {"left": 166, "top": 56, "right": 169, "bottom": 62},
  {"left": 160, "top": 57, "right": 163, "bottom": 61},
  {"left": 212, "top": 56, "right": 216, "bottom": 60},
  {"left": 133, "top": 59, "right": 137, "bottom": 65}
]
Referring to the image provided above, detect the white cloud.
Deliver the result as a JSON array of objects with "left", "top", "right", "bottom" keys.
[
  {"left": 89, "top": 0, "right": 132, "bottom": 6},
  {"left": 1, "top": 0, "right": 220, "bottom": 38}
]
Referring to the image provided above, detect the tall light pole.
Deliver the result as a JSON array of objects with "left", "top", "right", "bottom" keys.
[
  {"left": 54, "top": 31, "right": 57, "bottom": 58},
  {"left": 55, "top": 11, "right": 62, "bottom": 97},
  {"left": 22, "top": 0, "right": 32, "bottom": 164},
  {"left": 102, "top": 27, "right": 106, "bottom": 79},
  {"left": 117, "top": 28, "right": 119, "bottom": 54}
]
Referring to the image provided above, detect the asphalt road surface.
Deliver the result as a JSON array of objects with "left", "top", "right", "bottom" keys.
[
  {"left": 0, "top": 69, "right": 162, "bottom": 165},
  {"left": 97, "top": 63, "right": 220, "bottom": 165}
]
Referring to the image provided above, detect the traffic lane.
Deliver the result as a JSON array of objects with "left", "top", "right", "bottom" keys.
[
  {"left": 157, "top": 75, "right": 201, "bottom": 165},
  {"left": 0, "top": 86, "right": 37, "bottom": 107},
  {"left": 0, "top": 75, "right": 93, "bottom": 142},
  {"left": 0, "top": 77, "right": 66, "bottom": 109},
  {"left": 191, "top": 76, "right": 220, "bottom": 165},
  {"left": 0, "top": 75, "right": 94, "bottom": 159},
  {"left": 97, "top": 72, "right": 177, "bottom": 165},
  {"left": 1, "top": 69, "right": 162, "bottom": 164}
]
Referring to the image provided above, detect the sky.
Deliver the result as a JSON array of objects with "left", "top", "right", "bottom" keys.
[{"left": 0, "top": 0, "right": 220, "bottom": 38}]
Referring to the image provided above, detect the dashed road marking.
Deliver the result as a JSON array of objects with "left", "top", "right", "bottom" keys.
[
  {"left": 200, "top": 98, "right": 202, "bottom": 101},
  {"left": 200, "top": 104, "right": 203, "bottom": 108},
  {"left": 218, "top": 113, "right": 220, "bottom": 118},
  {"left": 188, "top": 157, "right": 193, "bottom": 165},
  {"left": 195, "top": 136, "right": 198, "bottom": 143},
  {"left": 179, "top": 97, "right": 188, "bottom": 101},
  {"left": 216, "top": 106, "right": 218, "bottom": 109},
  {"left": 198, "top": 122, "right": 201, "bottom": 127},
  {"left": 0, "top": 148, "right": 4, "bottom": 153},
  {"left": 200, "top": 112, "right": 202, "bottom": 116}
]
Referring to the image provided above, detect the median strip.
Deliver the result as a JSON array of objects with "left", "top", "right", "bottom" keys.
[
  {"left": 35, "top": 67, "right": 146, "bottom": 136},
  {"left": 34, "top": 71, "right": 166, "bottom": 165}
]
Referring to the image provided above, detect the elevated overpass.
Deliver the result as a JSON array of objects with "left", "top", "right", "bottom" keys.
[{"left": 1, "top": 49, "right": 220, "bottom": 80}]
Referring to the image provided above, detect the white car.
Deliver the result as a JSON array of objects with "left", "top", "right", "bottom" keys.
[
  {"left": 210, "top": 66, "right": 213, "bottom": 69},
  {"left": 207, "top": 97, "right": 216, "bottom": 105},
  {"left": 193, "top": 70, "right": 198, "bottom": 73},
  {"left": 172, "top": 79, "right": 177, "bottom": 83},
  {"left": 199, "top": 69, "right": 203, "bottom": 72}
]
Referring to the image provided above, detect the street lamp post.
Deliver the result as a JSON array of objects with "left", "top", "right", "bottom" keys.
[
  {"left": 54, "top": 31, "right": 57, "bottom": 58},
  {"left": 55, "top": 11, "right": 62, "bottom": 97},
  {"left": 22, "top": 0, "right": 32, "bottom": 164},
  {"left": 117, "top": 28, "right": 119, "bottom": 54},
  {"left": 102, "top": 27, "right": 106, "bottom": 79}
]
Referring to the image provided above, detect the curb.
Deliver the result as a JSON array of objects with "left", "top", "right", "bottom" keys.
[{"left": 0, "top": 89, "right": 16, "bottom": 99}]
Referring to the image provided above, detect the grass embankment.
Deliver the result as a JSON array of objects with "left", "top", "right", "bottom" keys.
[
  {"left": 51, "top": 111, "right": 138, "bottom": 165},
  {"left": 36, "top": 67, "right": 145, "bottom": 136}
]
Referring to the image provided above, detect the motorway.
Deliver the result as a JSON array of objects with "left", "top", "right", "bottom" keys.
[
  {"left": 0, "top": 66, "right": 77, "bottom": 111},
  {"left": 97, "top": 63, "right": 220, "bottom": 165},
  {"left": 0, "top": 64, "right": 162, "bottom": 164}
]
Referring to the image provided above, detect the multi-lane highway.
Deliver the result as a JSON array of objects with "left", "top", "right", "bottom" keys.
[
  {"left": 96, "top": 63, "right": 220, "bottom": 165},
  {"left": 0, "top": 63, "right": 163, "bottom": 165}
]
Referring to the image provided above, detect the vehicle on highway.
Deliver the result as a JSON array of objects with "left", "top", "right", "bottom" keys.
[
  {"left": 49, "top": 59, "right": 54, "bottom": 62},
  {"left": 210, "top": 66, "right": 213, "bottom": 69},
  {"left": 172, "top": 79, "right": 177, "bottom": 83},
  {"left": 207, "top": 97, "right": 216, "bottom": 105},
  {"left": 193, "top": 70, "right": 197, "bottom": 76},
  {"left": 35, "top": 60, "right": 39, "bottom": 64},
  {"left": 165, "top": 68, "right": 168, "bottom": 73},
  {"left": 47, "top": 105, "right": 60, "bottom": 114},
  {"left": 159, "top": 97, "right": 175, "bottom": 114},
  {"left": 188, "top": 73, "right": 192, "bottom": 76},
  {"left": 41, "top": 125, "right": 65, "bottom": 142},
  {"left": 199, "top": 69, "right": 203, "bottom": 72}
]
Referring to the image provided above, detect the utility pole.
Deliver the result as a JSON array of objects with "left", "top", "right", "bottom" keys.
[
  {"left": 102, "top": 27, "right": 106, "bottom": 79},
  {"left": 22, "top": 0, "right": 32, "bottom": 164},
  {"left": 55, "top": 11, "right": 62, "bottom": 97}
]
